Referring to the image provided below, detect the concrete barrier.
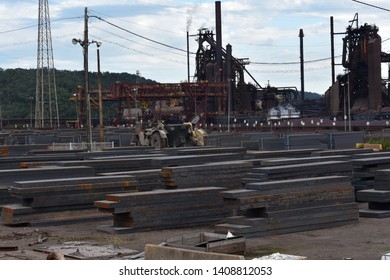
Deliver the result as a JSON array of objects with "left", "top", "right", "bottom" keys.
[{"left": 144, "top": 244, "right": 245, "bottom": 260}]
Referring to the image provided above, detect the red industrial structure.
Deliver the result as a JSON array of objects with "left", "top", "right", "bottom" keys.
[
  {"left": 327, "top": 13, "right": 390, "bottom": 120},
  {"left": 71, "top": 1, "right": 303, "bottom": 129}
]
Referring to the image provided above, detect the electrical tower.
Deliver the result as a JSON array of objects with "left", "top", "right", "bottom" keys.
[{"left": 35, "top": 0, "right": 59, "bottom": 128}]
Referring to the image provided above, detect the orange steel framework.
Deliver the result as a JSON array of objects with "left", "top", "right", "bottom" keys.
[{"left": 71, "top": 81, "right": 228, "bottom": 127}]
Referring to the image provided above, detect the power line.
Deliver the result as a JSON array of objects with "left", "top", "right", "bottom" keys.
[
  {"left": 250, "top": 55, "right": 342, "bottom": 65},
  {"left": 0, "top": 17, "right": 82, "bottom": 35},
  {"left": 91, "top": 15, "right": 189, "bottom": 54},
  {"left": 0, "top": 25, "right": 37, "bottom": 35},
  {"left": 352, "top": 0, "right": 390, "bottom": 12},
  {"left": 92, "top": 35, "right": 189, "bottom": 66},
  {"left": 91, "top": 25, "right": 194, "bottom": 57}
]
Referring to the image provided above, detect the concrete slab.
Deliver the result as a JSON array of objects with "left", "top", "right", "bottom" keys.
[{"left": 144, "top": 244, "right": 244, "bottom": 260}]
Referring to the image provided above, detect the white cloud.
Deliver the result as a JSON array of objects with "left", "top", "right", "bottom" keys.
[{"left": 1, "top": 0, "right": 390, "bottom": 94}]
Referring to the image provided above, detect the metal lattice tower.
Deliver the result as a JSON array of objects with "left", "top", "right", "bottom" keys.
[{"left": 35, "top": 0, "right": 59, "bottom": 128}]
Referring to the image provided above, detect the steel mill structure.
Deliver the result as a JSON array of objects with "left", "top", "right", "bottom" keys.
[
  {"left": 327, "top": 13, "right": 390, "bottom": 122},
  {"left": 71, "top": 2, "right": 390, "bottom": 130}
]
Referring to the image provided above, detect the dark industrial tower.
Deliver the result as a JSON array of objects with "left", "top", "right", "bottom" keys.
[{"left": 35, "top": 0, "right": 59, "bottom": 128}]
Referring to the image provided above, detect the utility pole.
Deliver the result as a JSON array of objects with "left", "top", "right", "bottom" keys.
[
  {"left": 36, "top": 0, "right": 59, "bottom": 128},
  {"left": 73, "top": 8, "right": 102, "bottom": 151},
  {"left": 83, "top": 7, "right": 93, "bottom": 150}
]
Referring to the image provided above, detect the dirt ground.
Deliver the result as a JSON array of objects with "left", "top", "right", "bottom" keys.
[{"left": 1, "top": 208, "right": 389, "bottom": 260}]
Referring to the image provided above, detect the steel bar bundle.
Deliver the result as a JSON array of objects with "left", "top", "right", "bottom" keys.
[
  {"left": 215, "top": 176, "right": 359, "bottom": 237},
  {"left": 94, "top": 187, "right": 230, "bottom": 233},
  {"left": 160, "top": 160, "right": 253, "bottom": 189},
  {"left": 1, "top": 175, "right": 139, "bottom": 226}
]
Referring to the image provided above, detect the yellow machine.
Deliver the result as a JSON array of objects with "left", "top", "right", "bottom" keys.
[{"left": 135, "top": 120, "right": 207, "bottom": 149}]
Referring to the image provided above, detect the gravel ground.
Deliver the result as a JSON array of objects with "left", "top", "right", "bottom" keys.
[{"left": 0, "top": 212, "right": 389, "bottom": 260}]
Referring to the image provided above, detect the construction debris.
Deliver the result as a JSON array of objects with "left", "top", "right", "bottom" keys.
[
  {"left": 144, "top": 244, "right": 245, "bottom": 260},
  {"left": 0, "top": 246, "right": 18, "bottom": 251},
  {"left": 165, "top": 232, "right": 246, "bottom": 255},
  {"left": 36, "top": 242, "right": 138, "bottom": 260},
  {"left": 253, "top": 252, "right": 306, "bottom": 260}
]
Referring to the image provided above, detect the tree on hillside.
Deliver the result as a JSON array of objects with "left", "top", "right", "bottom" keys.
[{"left": 0, "top": 68, "right": 155, "bottom": 122}]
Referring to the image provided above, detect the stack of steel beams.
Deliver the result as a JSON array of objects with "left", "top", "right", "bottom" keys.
[
  {"left": 215, "top": 176, "right": 359, "bottom": 237},
  {"left": 356, "top": 168, "right": 390, "bottom": 218},
  {"left": 242, "top": 160, "right": 352, "bottom": 183},
  {"left": 0, "top": 166, "right": 94, "bottom": 210},
  {"left": 150, "top": 153, "right": 245, "bottom": 168},
  {"left": 257, "top": 155, "right": 351, "bottom": 167},
  {"left": 160, "top": 161, "right": 253, "bottom": 189},
  {"left": 94, "top": 187, "right": 230, "bottom": 233},
  {"left": 1, "top": 175, "right": 138, "bottom": 226},
  {"left": 99, "top": 169, "right": 163, "bottom": 191},
  {"left": 28, "top": 157, "right": 157, "bottom": 174},
  {"left": 311, "top": 148, "right": 373, "bottom": 157},
  {"left": 352, "top": 156, "right": 390, "bottom": 191}
]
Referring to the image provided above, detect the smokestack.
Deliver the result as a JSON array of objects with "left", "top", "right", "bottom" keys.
[
  {"left": 330, "top": 16, "right": 335, "bottom": 85},
  {"left": 299, "top": 29, "right": 305, "bottom": 100},
  {"left": 215, "top": 1, "right": 222, "bottom": 82}
]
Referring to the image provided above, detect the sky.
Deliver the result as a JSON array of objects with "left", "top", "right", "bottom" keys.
[{"left": 1, "top": 0, "right": 390, "bottom": 95}]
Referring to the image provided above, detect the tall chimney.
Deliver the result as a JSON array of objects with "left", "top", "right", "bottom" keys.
[
  {"left": 299, "top": 28, "right": 305, "bottom": 100},
  {"left": 215, "top": 1, "right": 222, "bottom": 82}
]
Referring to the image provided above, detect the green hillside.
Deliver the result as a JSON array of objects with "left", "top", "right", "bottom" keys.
[
  {"left": 0, "top": 68, "right": 323, "bottom": 123},
  {"left": 0, "top": 68, "right": 155, "bottom": 121}
]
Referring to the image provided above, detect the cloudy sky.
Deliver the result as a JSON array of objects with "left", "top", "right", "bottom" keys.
[{"left": 1, "top": 0, "right": 390, "bottom": 95}]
